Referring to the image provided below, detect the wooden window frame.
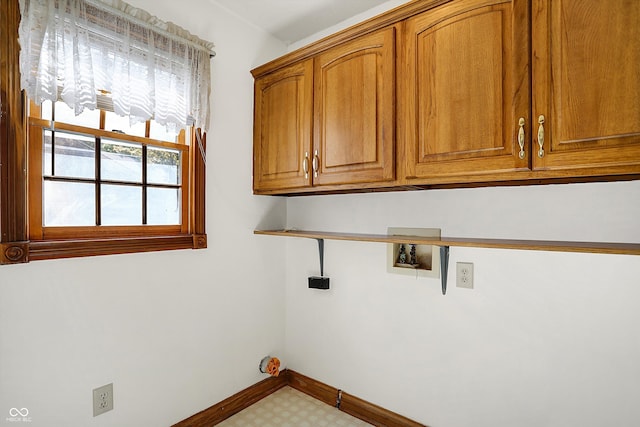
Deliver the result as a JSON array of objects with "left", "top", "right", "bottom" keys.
[{"left": 0, "top": 0, "right": 206, "bottom": 265}]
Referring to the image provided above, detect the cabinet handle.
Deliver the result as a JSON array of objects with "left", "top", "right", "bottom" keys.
[
  {"left": 312, "top": 150, "right": 319, "bottom": 178},
  {"left": 303, "top": 152, "right": 309, "bottom": 179},
  {"left": 517, "top": 117, "right": 526, "bottom": 159},
  {"left": 537, "top": 115, "right": 545, "bottom": 158}
]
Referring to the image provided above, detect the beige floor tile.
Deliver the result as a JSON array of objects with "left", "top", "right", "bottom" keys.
[{"left": 216, "top": 386, "right": 373, "bottom": 426}]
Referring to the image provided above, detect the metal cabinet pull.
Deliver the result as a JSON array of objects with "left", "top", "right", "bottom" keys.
[
  {"left": 303, "top": 152, "right": 309, "bottom": 179},
  {"left": 312, "top": 150, "right": 319, "bottom": 178},
  {"left": 537, "top": 115, "right": 545, "bottom": 158},
  {"left": 518, "top": 117, "right": 526, "bottom": 159}
]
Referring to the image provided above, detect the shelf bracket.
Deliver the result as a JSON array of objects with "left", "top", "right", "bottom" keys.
[
  {"left": 440, "top": 246, "right": 450, "bottom": 295},
  {"left": 308, "top": 238, "right": 330, "bottom": 289},
  {"left": 316, "top": 238, "right": 325, "bottom": 276}
]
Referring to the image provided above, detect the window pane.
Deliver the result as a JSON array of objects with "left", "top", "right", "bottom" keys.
[
  {"left": 101, "top": 139, "right": 142, "bottom": 183},
  {"left": 149, "top": 121, "right": 178, "bottom": 142},
  {"left": 41, "top": 100, "right": 53, "bottom": 120},
  {"left": 44, "top": 181, "right": 95, "bottom": 226},
  {"left": 54, "top": 101, "right": 100, "bottom": 128},
  {"left": 101, "top": 184, "right": 142, "bottom": 225},
  {"left": 45, "top": 132, "right": 96, "bottom": 179},
  {"left": 147, "top": 187, "right": 180, "bottom": 225},
  {"left": 44, "top": 130, "right": 52, "bottom": 176},
  {"left": 104, "top": 111, "right": 146, "bottom": 137},
  {"left": 148, "top": 147, "right": 180, "bottom": 185}
]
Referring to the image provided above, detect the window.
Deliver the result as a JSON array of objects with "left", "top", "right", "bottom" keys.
[
  {"left": 0, "top": 0, "right": 209, "bottom": 264},
  {"left": 29, "top": 98, "right": 190, "bottom": 236}
]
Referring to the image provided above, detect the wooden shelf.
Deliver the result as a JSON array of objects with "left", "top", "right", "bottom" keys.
[{"left": 254, "top": 229, "right": 640, "bottom": 256}]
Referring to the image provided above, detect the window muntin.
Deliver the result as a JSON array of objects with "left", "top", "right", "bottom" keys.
[{"left": 29, "top": 99, "right": 190, "bottom": 238}]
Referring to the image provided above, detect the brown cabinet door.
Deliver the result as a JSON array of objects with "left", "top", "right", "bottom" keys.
[
  {"left": 253, "top": 60, "right": 313, "bottom": 192},
  {"left": 403, "top": 0, "right": 530, "bottom": 181},
  {"left": 532, "top": 0, "right": 640, "bottom": 172},
  {"left": 313, "top": 26, "right": 396, "bottom": 186}
]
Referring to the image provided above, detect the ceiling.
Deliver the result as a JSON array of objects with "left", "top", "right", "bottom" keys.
[{"left": 212, "top": 0, "right": 392, "bottom": 44}]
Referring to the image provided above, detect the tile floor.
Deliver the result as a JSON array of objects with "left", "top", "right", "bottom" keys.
[{"left": 216, "top": 386, "right": 374, "bottom": 426}]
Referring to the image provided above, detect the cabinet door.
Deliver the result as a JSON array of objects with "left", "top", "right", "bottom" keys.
[
  {"left": 403, "top": 0, "right": 530, "bottom": 181},
  {"left": 313, "top": 27, "right": 396, "bottom": 186},
  {"left": 253, "top": 60, "right": 313, "bottom": 192},
  {"left": 532, "top": 0, "right": 640, "bottom": 172}
]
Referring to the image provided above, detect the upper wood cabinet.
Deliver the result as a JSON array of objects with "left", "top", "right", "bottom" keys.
[
  {"left": 403, "top": 0, "right": 640, "bottom": 184},
  {"left": 252, "top": 0, "right": 640, "bottom": 195},
  {"left": 312, "top": 26, "right": 397, "bottom": 186},
  {"left": 531, "top": 0, "right": 640, "bottom": 173},
  {"left": 402, "top": 0, "right": 530, "bottom": 181},
  {"left": 253, "top": 27, "right": 396, "bottom": 194},
  {"left": 253, "top": 59, "right": 313, "bottom": 192}
]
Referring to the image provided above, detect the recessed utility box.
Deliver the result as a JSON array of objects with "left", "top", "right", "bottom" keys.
[{"left": 387, "top": 227, "right": 441, "bottom": 278}]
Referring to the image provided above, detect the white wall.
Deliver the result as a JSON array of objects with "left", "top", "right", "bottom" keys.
[
  {"left": 287, "top": 0, "right": 408, "bottom": 51},
  {"left": 282, "top": 1, "right": 640, "bottom": 426},
  {"left": 0, "top": 1, "right": 288, "bottom": 426},
  {"left": 284, "top": 182, "right": 640, "bottom": 427}
]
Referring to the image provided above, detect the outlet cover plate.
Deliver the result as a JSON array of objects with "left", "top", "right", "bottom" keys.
[
  {"left": 93, "top": 383, "right": 114, "bottom": 417},
  {"left": 456, "top": 262, "right": 474, "bottom": 289}
]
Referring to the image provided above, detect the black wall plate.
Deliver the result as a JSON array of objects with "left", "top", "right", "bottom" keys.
[{"left": 308, "top": 276, "right": 330, "bottom": 290}]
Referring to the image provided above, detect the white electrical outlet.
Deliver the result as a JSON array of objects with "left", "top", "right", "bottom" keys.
[
  {"left": 456, "top": 262, "right": 474, "bottom": 289},
  {"left": 93, "top": 383, "right": 113, "bottom": 417}
]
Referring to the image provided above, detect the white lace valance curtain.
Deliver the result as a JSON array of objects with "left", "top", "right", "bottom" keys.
[{"left": 18, "top": 0, "right": 214, "bottom": 132}]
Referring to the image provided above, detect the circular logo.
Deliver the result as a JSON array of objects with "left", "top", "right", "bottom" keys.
[{"left": 9, "top": 408, "right": 29, "bottom": 417}]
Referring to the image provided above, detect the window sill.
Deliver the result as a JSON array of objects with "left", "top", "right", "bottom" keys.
[{"left": 1, "top": 234, "right": 206, "bottom": 264}]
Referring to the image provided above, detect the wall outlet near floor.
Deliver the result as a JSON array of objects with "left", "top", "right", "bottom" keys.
[
  {"left": 93, "top": 383, "right": 113, "bottom": 417},
  {"left": 456, "top": 262, "right": 474, "bottom": 289}
]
